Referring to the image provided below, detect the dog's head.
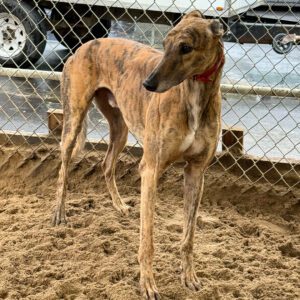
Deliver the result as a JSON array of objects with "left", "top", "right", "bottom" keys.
[{"left": 143, "top": 11, "right": 224, "bottom": 93}]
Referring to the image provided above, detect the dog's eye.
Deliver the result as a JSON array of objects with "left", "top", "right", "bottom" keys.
[{"left": 180, "top": 44, "right": 193, "bottom": 54}]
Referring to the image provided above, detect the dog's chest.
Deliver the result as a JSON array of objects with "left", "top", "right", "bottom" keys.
[
  {"left": 179, "top": 92, "right": 218, "bottom": 156},
  {"left": 179, "top": 105, "right": 200, "bottom": 152},
  {"left": 179, "top": 90, "right": 203, "bottom": 153},
  {"left": 180, "top": 128, "right": 208, "bottom": 156}
]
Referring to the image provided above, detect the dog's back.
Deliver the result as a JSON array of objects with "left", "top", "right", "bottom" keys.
[{"left": 62, "top": 38, "right": 166, "bottom": 143}]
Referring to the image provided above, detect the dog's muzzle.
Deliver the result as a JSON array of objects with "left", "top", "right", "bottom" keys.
[
  {"left": 143, "top": 79, "right": 158, "bottom": 92},
  {"left": 143, "top": 71, "right": 160, "bottom": 92}
]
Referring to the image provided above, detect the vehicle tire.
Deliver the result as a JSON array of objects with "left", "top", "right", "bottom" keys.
[
  {"left": 51, "top": 7, "right": 110, "bottom": 52},
  {"left": 272, "top": 33, "right": 293, "bottom": 55},
  {"left": 0, "top": 0, "right": 47, "bottom": 67}
]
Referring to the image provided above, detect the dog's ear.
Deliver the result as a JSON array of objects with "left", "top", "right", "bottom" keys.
[
  {"left": 210, "top": 20, "right": 224, "bottom": 37},
  {"left": 183, "top": 10, "right": 204, "bottom": 20}
]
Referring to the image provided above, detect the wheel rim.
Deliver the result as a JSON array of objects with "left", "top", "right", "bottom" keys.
[
  {"left": 0, "top": 13, "right": 26, "bottom": 58},
  {"left": 273, "top": 33, "right": 293, "bottom": 54}
]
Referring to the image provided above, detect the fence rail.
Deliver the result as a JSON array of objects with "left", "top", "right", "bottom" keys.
[
  {"left": 1, "top": 67, "right": 300, "bottom": 98},
  {"left": 0, "top": 0, "right": 299, "bottom": 192}
]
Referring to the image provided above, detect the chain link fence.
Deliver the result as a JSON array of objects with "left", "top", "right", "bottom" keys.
[{"left": 0, "top": 0, "right": 299, "bottom": 192}]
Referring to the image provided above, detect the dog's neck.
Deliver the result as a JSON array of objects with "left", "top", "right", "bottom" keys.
[
  {"left": 193, "top": 41, "right": 224, "bottom": 84},
  {"left": 193, "top": 54, "right": 224, "bottom": 83},
  {"left": 182, "top": 44, "right": 224, "bottom": 132}
]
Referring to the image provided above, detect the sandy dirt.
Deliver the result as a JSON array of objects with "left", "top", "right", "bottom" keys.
[{"left": 0, "top": 145, "right": 299, "bottom": 300}]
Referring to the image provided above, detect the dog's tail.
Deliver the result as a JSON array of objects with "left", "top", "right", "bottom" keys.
[{"left": 71, "top": 117, "right": 88, "bottom": 159}]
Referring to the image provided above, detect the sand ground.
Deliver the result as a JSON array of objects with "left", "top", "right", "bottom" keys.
[{"left": 0, "top": 145, "right": 299, "bottom": 300}]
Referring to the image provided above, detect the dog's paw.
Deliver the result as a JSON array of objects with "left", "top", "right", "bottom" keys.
[
  {"left": 181, "top": 268, "right": 201, "bottom": 291},
  {"left": 140, "top": 276, "right": 160, "bottom": 300},
  {"left": 113, "top": 203, "right": 131, "bottom": 216},
  {"left": 52, "top": 208, "right": 67, "bottom": 226}
]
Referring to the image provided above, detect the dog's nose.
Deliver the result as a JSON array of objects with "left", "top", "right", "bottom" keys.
[{"left": 143, "top": 80, "right": 157, "bottom": 92}]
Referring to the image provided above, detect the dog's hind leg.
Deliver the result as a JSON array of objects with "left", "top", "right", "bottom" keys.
[
  {"left": 180, "top": 160, "right": 205, "bottom": 291},
  {"left": 94, "top": 88, "right": 130, "bottom": 215},
  {"left": 52, "top": 72, "right": 92, "bottom": 226}
]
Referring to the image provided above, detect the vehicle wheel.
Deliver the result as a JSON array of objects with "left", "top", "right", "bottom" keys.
[
  {"left": 51, "top": 7, "right": 110, "bottom": 52},
  {"left": 272, "top": 33, "right": 293, "bottom": 55},
  {"left": 0, "top": 0, "right": 47, "bottom": 67}
]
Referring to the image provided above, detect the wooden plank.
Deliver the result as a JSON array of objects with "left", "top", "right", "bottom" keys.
[
  {"left": 0, "top": 130, "right": 298, "bottom": 187},
  {"left": 222, "top": 126, "right": 244, "bottom": 156},
  {"left": 47, "top": 109, "right": 63, "bottom": 136}
]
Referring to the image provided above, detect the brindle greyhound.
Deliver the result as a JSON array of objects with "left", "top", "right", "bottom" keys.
[{"left": 53, "top": 10, "right": 224, "bottom": 300}]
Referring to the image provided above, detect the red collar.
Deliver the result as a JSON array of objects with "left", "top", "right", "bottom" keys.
[{"left": 193, "top": 54, "right": 225, "bottom": 83}]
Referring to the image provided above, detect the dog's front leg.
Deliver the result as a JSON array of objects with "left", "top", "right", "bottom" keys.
[
  {"left": 138, "top": 159, "right": 160, "bottom": 300},
  {"left": 180, "top": 161, "right": 205, "bottom": 291}
]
